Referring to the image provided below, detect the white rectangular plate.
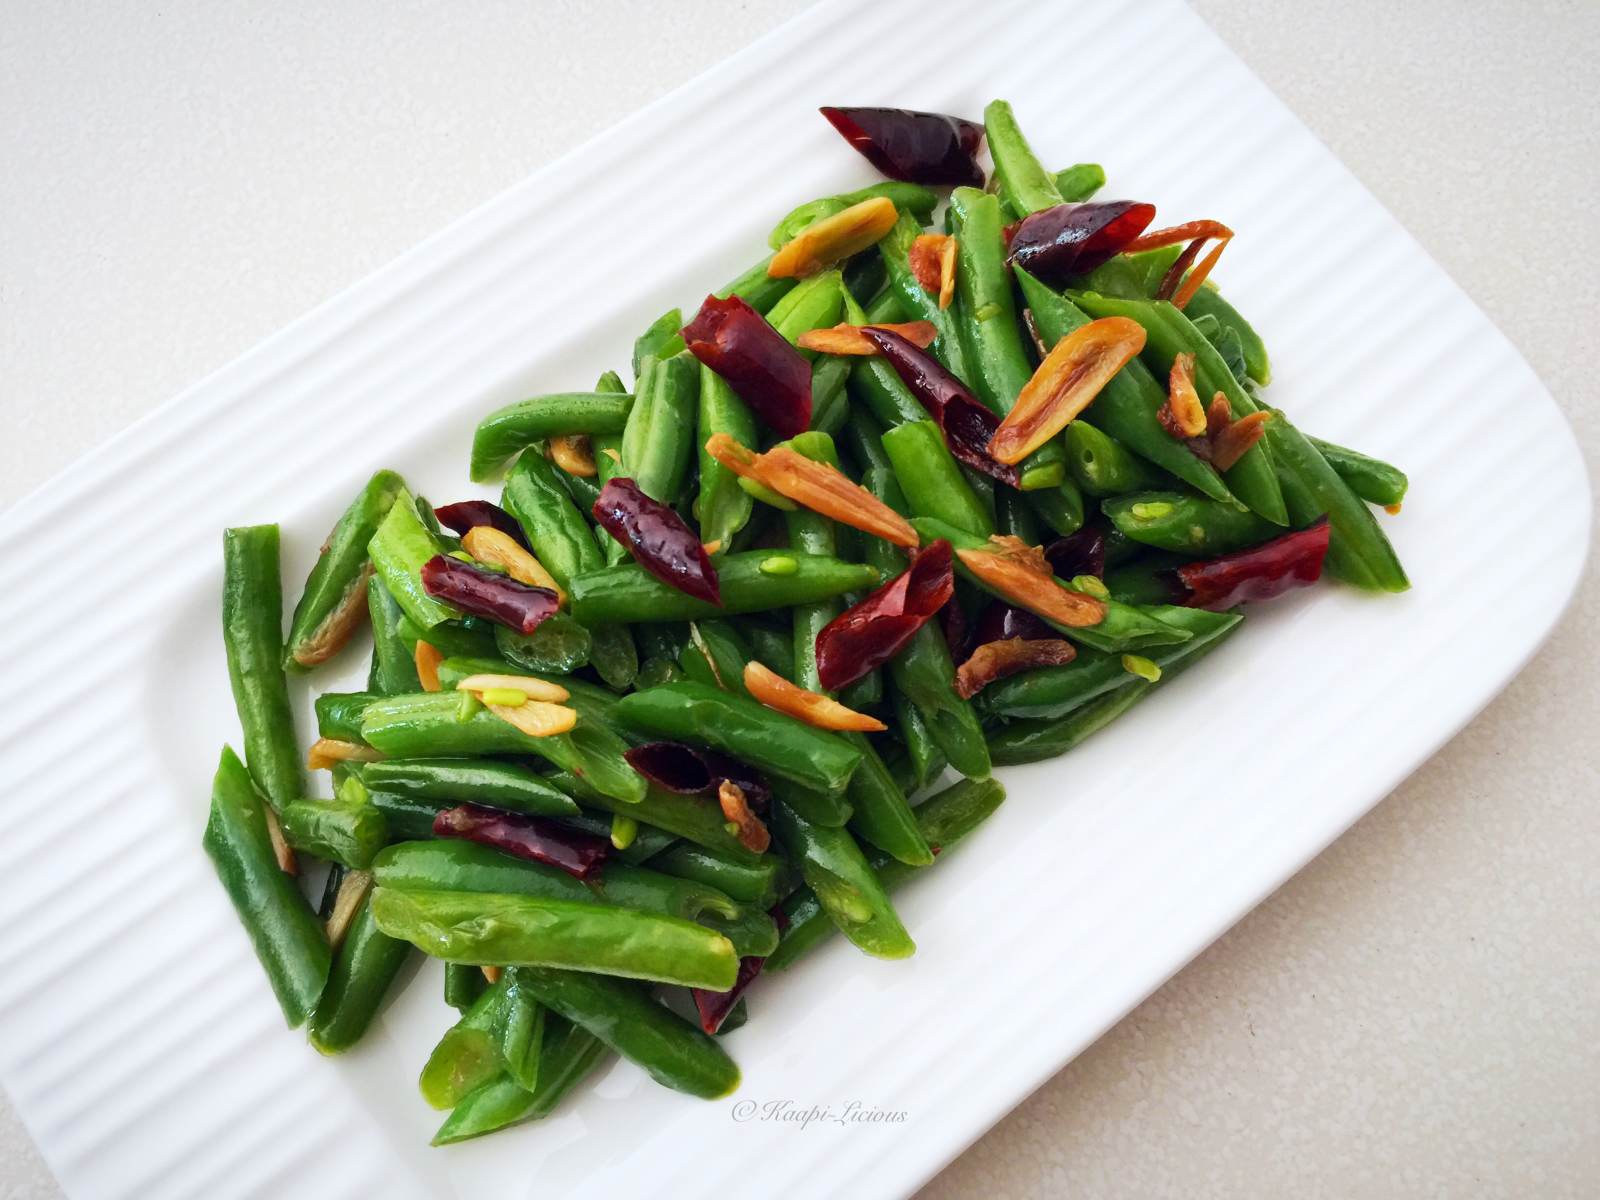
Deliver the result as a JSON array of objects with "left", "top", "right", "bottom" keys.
[{"left": 0, "top": 1, "right": 1588, "bottom": 1197}]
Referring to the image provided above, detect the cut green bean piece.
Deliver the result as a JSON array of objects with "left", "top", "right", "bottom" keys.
[
  {"left": 767, "top": 777, "right": 1005, "bottom": 971},
  {"left": 470, "top": 393, "right": 634, "bottom": 482},
  {"left": 308, "top": 891, "right": 412, "bottom": 1054},
  {"left": 1309, "top": 437, "right": 1409, "bottom": 508},
  {"left": 370, "top": 887, "right": 738, "bottom": 990},
  {"left": 314, "top": 691, "right": 376, "bottom": 744},
  {"left": 202, "top": 747, "right": 330, "bottom": 1027},
  {"left": 445, "top": 963, "right": 488, "bottom": 1013},
  {"left": 633, "top": 308, "right": 684, "bottom": 381},
  {"left": 1064, "top": 421, "right": 1172, "bottom": 497},
  {"left": 369, "top": 490, "right": 461, "bottom": 630},
  {"left": 1103, "top": 491, "right": 1280, "bottom": 556},
  {"left": 431, "top": 1015, "right": 610, "bottom": 1144},
  {"left": 361, "top": 758, "right": 578, "bottom": 817},
  {"left": 983, "top": 99, "right": 1063, "bottom": 216},
  {"left": 768, "top": 182, "right": 938, "bottom": 249},
  {"left": 878, "top": 211, "right": 969, "bottom": 381},
  {"left": 285, "top": 469, "right": 405, "bottom": 670},
  {"left": 422, "top": 977, "right": 510, "bottom": 1108},
  {"left": 771, "top": 796, "right": 913, "bottom": 960},
  {"left": 280, "top": 776, "right": 386, "bottom": 869},
  {"left": 517, "top": 966, "right": 740, "bottom": 1100},
  {"left": 223, "top": 525, "right": 303, "bottom": 810},
  {"left": 881, "top": 420, "right": 995, "bottom": 538},
  {"left": 569, "top": 552, "right": 879, "bottom": 625}
]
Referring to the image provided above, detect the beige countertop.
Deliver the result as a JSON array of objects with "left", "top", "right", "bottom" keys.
[{"left": 2, "top": 2, "right": 1594, "bottom": 1196}]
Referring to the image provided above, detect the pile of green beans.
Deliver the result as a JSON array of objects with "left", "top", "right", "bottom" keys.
[{"left": 204, "top": 95, "right": 1409, "bottom": 1149}]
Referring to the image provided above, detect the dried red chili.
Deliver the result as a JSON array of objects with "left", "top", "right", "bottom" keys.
[
  {"left": 1005, "top": 201, "right": 1156, "bottom": 284},
  {"left": 682, "top": 294, "right": 812, "bottom": 438},
  {"left": 433, "top": 499, "right": 530, "bottom": 549},
  {"left": 970, "top": 600, "right": 1055, "bottom": 647},
  {"left": 592, "top": 478, "right": 721, "bottom": 606},
  {"left": 433, "top": 804, "right": 609, "bottom": 881},
  {"left": 419, "top": 555, "right": 560, "bottom": 634},
  {"left": 858, "top": 327, "right": 1020, "bottom": 486},
  {"left": 623, "top": 742, "right": 771, "bottom": 808},
  {"left": 691, "top": 952, "right": 768, "bottom": 1035},
  {"left": 1043, "top": 524, "right": 1108, "bottom": 580},
  {"left": 814, "top": 540, "right": 954, "bottom": 691},
  {"left": 818, "top": 106, "right": 984, "bottom": 187},
  {"left": 1177, "top": 519, "right": 1331, "bottom": 609}
]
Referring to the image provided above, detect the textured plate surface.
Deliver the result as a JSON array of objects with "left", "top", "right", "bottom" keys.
[{"left": 0, "top": 0, "right": 1588, "bottom": 1197}]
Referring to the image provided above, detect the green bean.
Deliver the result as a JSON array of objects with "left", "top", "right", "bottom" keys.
[
  {"left": 549, "top": 770, "right": 772, "bottom": 862},
  {"left": 201, "top": 747, "right": 330, "bottom": 1026},
  {"left": 558, "top": 811, "right": 677, "bottom": 863},
  {"left": 279, "top": 778, "right": 386, "bottom": 869},
  {"left": 1102, "top": 491, "right": 1279, "bottom": 555},
  {"left": 714, "top": 257, "right": 796, "bottom": 316},
  {"left": 891, "top": 691, "right": 946, "bottom": 792},
  {"left": 782, "top": 433, "right": 928, "bottom": 866},
  {"left": 620, "top": 352, "right": 699, "bottom": 506},
  {"left": 1015, "top": 268, "right": 1236, "bottom": 505},
  {"left": 432, "top": 1015, "right": 610, "bottom": 1144},
  {"left": 979, "top": 606, "right": 1239, "bottom": 720},
  {"left": 678, "top": 619, "right": 755, "bottom": 697},
  {"left": 470, "top": 393, "right": 634, "bottom": 482},
  {"left": 947, "top": 186, "right": 1069, "bottom": 492},
  {"left": 1263, "top": 408, "right": 1410, "bottom": 590},
  {"left": 771, "top": 796, "right": 913, "bottom": 960},
  {"left": 1023, "top": 484, "right": 1085, "bottom": 536},
  {"left": 492, "top": 616, "right": 592, "bottom": 675},
  {"left": 614, "top": 681, "right": 863, "bottom": 798},
  {"left": 644, "top": 843, "right": 786, "bottom": 908},
  {"left": 285, "top": 470, "right": 405, "bottom": 670},
  {"left": 222, "top": 525, "right": 303, "bottom": 810},
  {"left": 569, "top": 551, "right": 879, "bottom": 625},
  {"left": 697, "top": 364, "right": 757, "bottom": 547},
  {"left": 421, "top": 977, "right": 510, "bottom": 1108},
  {"left": 1055, "top": 162, "right": 1106, "bottom": 202},
  {"left": 880, "top": 420, "right": 995, "bottom": 538},
  {"left": 551, "top": 463, "right": 602, "bottom": 516},
  {"left": 912, "top": 516, "right": 1192, "bottom": 653},
  {"left": 765, "top": 269, "right": 846, "bottom": 343},
  {"left": 989, "top": 608, "right": 1245, "bottom": 764},
  {"left": 314, "top": 691, "right": 375, "bottom": 743},
  {"left": 1308, "top": 437, "right": 1409, "bottom": 508},
  {"left": 368, "top": 491, "right": 460, "bottom": 630},
  {"left": 995, "top": 488, "right": 1043, "bottom": 543},
  {"left": 1102, "top": 557, "right": 1188, "bottom": 606},
  {"left": 809, "top": 354, "right": 853, "bottom": 435},
  {"left": 503, "top": 438, "right": 607, "bottom": 591},
  {"left": 1064, "top": 420, "right": 1172, "bottom": 497},
  {"left": 590, "top": 374, "right": 630, "bottom": 558},
  {"left": 361, "top": 692, "right": 646, "bottom": 805},
  {"left": 878, "top": 211, "right": 970, "bottom": 381},
  {"left": 767, "top": 777, "right": 1004, "bottom": 971},
  {"left": 633, "top": 308, "right": 684, "bottom": 381},
  {"left": 738, "top": 618, "right": 797, "bottom": 682},
  {"left": 397, "top": 611, "right": 497, "bottom": 660},
  {"left": 308, "top": 890, "right": 413, "bottom": 1053},
  {"left": 445, "top": 963, "right": 488, "bottom": 1013},
  {"left": 983, "top": 99, "right": 1062, "bottom": 216},
  {"left": 495, "top": 982, "right": 543, "bottom": 1095},
  {"left": 852, "top": 465, "right": 991, "bottom": 779},
  {"left": 370, "top": 887, "right": 738, "bottom": 990},
  {"left": 1175, "top": 284, "right": 1270, "bottom": 386},
  {"left": 1067, "top": 293, "right": 1288, "bottom": 526},
  {"left": 361, "top": 758, "right": 578, "bottom": 817},
  {"left": 840, "top": 287, "right": 926, "bottom": 429},
  {"left": 768, "top": 182, "right": 939, "bottom": 249},
  {"left": 370, "top": 790, "right": 453, "bottom": 841},
  {"left": 513, "top": 966, "right": 740, "bottom": 1099},
  {"left": 1073, "top": 245, "right": 1184, "bottom": 300}
]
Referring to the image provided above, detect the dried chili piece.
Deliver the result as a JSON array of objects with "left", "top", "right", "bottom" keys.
[
  {"left": 1043, "top": 524, "right": 1108, "bottom": 580},
  {"left": 858, "top": 326, "right": 1020, "bottom": 486},
  {"left": 433, "top": 499, "right": 530, "bottom": 549},
  {"left": 814, "top": 540, "right": 954, "bottom": 691},
  {"left": 682, "top": 294, "right": 812, "bottom": 438},
  {"left": 433, "top": 804, "right": 609, "bottom": 881},
  {"left": 419, "top": 555, "right": 560, "bottom": 634},
  {"left": 592, "top": 477, "right": 721, "bottom": 606},
  {"left": 623, "top": 742, "right": 770, "bottom": 808},
  {"left": 1177, "top": 519, "right": 1330, "bottom": 609},
  {"left": 819, "top": 106, "right": 984, "bottom": 186},
  {"left": 1005, "top": 201, "right": 1157, "bottom": 284}
]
